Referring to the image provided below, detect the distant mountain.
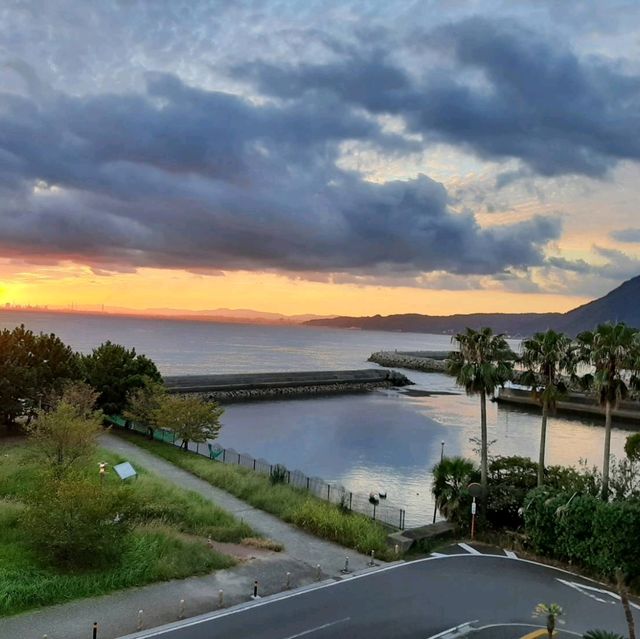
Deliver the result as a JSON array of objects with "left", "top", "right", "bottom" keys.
[
  {"left": 305, "top": 275, "right": 640, "bottom": 337},
  {"left": 555, "top": 275, "right": 640, "bottom": 335}
]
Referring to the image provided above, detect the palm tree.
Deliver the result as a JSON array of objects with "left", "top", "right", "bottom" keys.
[
  {"left": 532, "top": 602, "right": 564, "bottom": 639},
  {"left": 577, "top": 323, "right": 638, "bottom": 499},
  {"left": 431, "top": 456, "right": 479, "bottom": 521},
  {"left": 582, "top": 631, "right": 625, "bottom": 639},
  {"left": 447, "top": 327, "right": 515, "bottom": 491},
  {"left": 521, "top": 330, "right": 577, "bottom": 487}
]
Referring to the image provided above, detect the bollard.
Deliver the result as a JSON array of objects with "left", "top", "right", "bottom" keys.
[
  {"left": 137, "top": 609, "right": 144, "bottom": 631},
  {"left": 286, "top": 572, "right": 291, "bottom": 589},
  {"left": 92, "top": 621, "right": 98, "bottom": 639},
  {"left": 341, "top": 556, "right": 351, "bottom": 574},
  {"left": 218, "top": 589, "right": 224, "bottom": 607},
  {"left": 178, "top": 599, "right": 185, "bottom": 619},
  {"left": 394, "top": 544, "right": 399, "bottom": 556},
  {"left": 252, "top": 580, "right": 259, "bottom": 599},
  {"left": 368, "top": 550, "right": 376, "bottom": 567},
  {"left": 316, "top": 564, "right": 321, "bottom": 581}
]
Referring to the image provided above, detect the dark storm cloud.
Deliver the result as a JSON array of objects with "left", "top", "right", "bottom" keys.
[
  {"left": 0, "top": 69, "right": 560, "bottom": 276},
  {"left": 236, "top": 17, "right": 640, "bottom": 178}
]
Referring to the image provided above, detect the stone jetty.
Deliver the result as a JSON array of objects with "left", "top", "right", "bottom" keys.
[
  {"left": 164, "top": 369, "right": 413, "bottom": 403},
  {"left": 368, "top": 350, "right": 450, "bottom": 373}
]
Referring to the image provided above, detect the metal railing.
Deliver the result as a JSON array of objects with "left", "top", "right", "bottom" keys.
[{"left": 109, "top": 418, "right": 406, "bottom": 530}]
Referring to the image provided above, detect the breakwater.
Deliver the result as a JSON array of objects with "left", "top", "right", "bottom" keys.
[
  {"left": 368, "top": 350, "right": 450, "bottom": 373},
  {"left": 164, "top": 369, "right": 413, "bottom": 403}
]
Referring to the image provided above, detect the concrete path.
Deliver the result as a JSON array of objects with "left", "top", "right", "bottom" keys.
[
  {"left": 0, "top": 434, "right": 380, "bottom": 639},
  {"left": 101, "top": 433, "right": 376, "bottom": 575}
]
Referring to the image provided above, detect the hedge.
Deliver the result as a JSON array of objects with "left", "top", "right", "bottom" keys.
[{"left": 524, "top": 488, "right": 640, "bottom": 581}]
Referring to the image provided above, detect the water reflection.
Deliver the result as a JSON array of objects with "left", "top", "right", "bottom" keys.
[{"left": 220, "top": 372, "right": 635, "bottom": 527}]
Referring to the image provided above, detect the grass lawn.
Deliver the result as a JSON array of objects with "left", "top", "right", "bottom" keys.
[
  {"left": 0, "top": 441, "right": 255, "bottom": 617},
  {"left": 115, "top": 430, "right": 395, "bottom": 560}
]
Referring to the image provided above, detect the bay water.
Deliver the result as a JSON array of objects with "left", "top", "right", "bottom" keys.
[{"left": 2, "top": 310, "right": 634, "bottom": 526}]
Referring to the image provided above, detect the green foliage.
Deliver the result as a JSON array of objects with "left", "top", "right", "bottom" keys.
[
  {"left": 26, "top": 397, "right": 102, "bottom": 477},
  {"left": 582, "top": 631, "right": 625, "bottom": 639},
  {"left": 22, "top": 472, "right": 135, "bottom": 568},
  {"left": 524, "top": 487, "right": 640, "bottom": 580},
  {"left": 431, "top": 456, "right": 478, "bottom": 522},
  {"left": 0, "top": 325, "right": 80, "bottom": 427},
  {"left": 153, "top": 394, "right": 223, "bottom": 449},
  {"left": 0, "top": 442, "right": 248, "bottom": 616},
  {"left": 124, "top": 381, "right": 166, "bottom": 436},
  {"left": 270, "top": 463, "right": 288, "bottom": 485},
  {"left": 117, "top": 432, "right": 393, "bottom": 559},
  {"left": 625, "top": 433, "right": 640, "bottom": 462},
  {"left": 447, "top": 328, "right": 515, "bottom": 397},
  {"left": 81, "top": 341, "right": 161, "bottom": 414}
]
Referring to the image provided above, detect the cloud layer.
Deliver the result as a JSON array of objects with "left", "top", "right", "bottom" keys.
[
  {"left": 0, "top": 68, "right": 561, "bottom": 277},
  {"left": 0, "top": 2, "right": 639, "bottom": 290}
]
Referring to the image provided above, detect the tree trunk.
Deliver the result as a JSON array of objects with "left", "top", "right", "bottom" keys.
[
  {"left": 480, "top": 389, "right": 488, "bottom": 492},
  {"left": 602, "top": 400, "right": 612, "bottom": 499},
  {"left": 538, "top": 401, "right": 548, "bottom": 487}
]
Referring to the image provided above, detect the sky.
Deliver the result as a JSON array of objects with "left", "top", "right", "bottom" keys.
[{"left": 1, "top": 0, "right": 640, "bottom": 317}]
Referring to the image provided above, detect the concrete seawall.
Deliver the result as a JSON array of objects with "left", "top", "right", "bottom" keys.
[
  {"left": 496, "top": 387, "right": 640, "bottom": 424},
  {"left": 164, "top": 369, "right": 413, "bottom": 403}
]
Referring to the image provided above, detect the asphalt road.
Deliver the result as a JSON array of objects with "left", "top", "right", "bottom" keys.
[{"left": 121, "top": 553, "right": 639, "bottom": 639}]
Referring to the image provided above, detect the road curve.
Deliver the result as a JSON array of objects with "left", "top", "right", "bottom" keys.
[{"left": 119, "top": 554, "right": 639, "bottom": 639}]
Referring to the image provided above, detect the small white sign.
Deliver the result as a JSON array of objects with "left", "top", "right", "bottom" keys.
[{"left": 113, "top": 462, "right": 137, "bottom": 481}]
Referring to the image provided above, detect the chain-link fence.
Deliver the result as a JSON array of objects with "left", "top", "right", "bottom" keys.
[{"left": 110, "top": 418, "right": 407, "bottom": 530}]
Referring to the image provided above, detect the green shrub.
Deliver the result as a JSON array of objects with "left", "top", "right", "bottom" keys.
[
  {"left": 590, "top": 499, "right": 640, "bottom": 578},
  {"left": 22, "top": 473, "right": 135, "bottom": 568},
  {"left": 523, "top": 488, "right": 567, "bottom": 556},
  {"left": 270, "top": 464, "right": 288, "bottom": 486}
]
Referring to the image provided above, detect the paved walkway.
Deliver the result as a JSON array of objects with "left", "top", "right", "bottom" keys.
[
  {"left": 101, "top": 433, "right": 376, "bottom": 574},
  {"left": 0, "top": 434, "right": 379, "bottom": 639}
]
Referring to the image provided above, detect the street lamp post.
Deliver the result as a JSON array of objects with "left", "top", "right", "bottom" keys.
[{"left": 432, "top": 441, "right": 445, "bottom": 523}]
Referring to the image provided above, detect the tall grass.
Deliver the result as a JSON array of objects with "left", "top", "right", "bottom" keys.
[
  {"left": 117, "top": 431, "right": 393, "bottom": 559},
  {"left": 0, "top": 442, "right": 252, "bottom": 617}
]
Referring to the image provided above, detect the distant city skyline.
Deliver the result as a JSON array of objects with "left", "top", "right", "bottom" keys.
[{"left": 1, "top": 1, "right": 640, "bottom": 316}]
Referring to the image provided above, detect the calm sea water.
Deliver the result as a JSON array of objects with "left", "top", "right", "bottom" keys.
[{"left": 2, "top": 310, "right": 635, "bottom": 527}]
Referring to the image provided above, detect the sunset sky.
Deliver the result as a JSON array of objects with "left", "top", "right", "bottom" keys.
[{"left": 2, "top": 1, "right": 640, "bottom": 316}]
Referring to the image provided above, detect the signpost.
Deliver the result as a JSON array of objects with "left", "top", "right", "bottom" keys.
[
  {"left": 467, "top": 482, "right": 482, "bottom": 541},
  {"left": 113, "top": 462, "right": 137, "bottom": 481}
]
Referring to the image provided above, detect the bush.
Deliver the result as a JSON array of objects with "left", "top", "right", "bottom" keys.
[
  {"left": 22, "top": 473, "right": 134, "bottom": 568},
  {"left": 269, "top": 463, "right": 288, "bottom": 486},
  {"left": 524, "top": 487, "right": 640, "bottom": 581}
]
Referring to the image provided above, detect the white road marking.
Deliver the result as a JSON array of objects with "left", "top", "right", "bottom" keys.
[
  {"left": 504, "top": 550, "right": 518, "bottom": 559},
  {"left": 430, "top": 552, "right": 447, "bottom": 557},
  {"left": 457, "top": 542, "right": 480, "bottom": 555},
  {"left": 424, "top": 620, "right": 478, "bottom": 638},
  {"left": 281, "top": 617, "right": 350, "bottom": 639},
  {"left": 124, "top": 554, "right": 636, "bottom": 639},
  {"left": 557, "top": 578, "right": 640, "bottom": 610}
]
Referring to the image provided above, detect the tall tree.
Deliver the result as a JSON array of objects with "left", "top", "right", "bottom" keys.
[
  {"left": 82, "top": 341, "right": 162, "bottom": 415},
  {"left": 0, "top": 325, "right": 79, "bottom": 428},
  {"left": 577, "top": 323, "right": 638, "bottom": 499},
  {"left": 447, "top": 328, "right": 514, "bottom": 491},
  {"left": 521, "top": 330, "right": 577, "bottom": 487}
]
